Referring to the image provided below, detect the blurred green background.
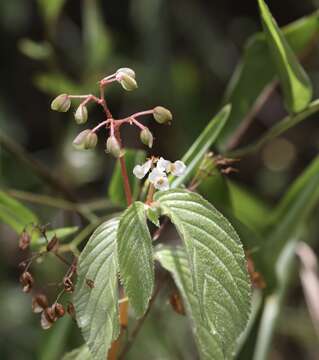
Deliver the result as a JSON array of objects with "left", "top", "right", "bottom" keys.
[{"left": 1, "top": 0, "right": 319, "bottom": 359}]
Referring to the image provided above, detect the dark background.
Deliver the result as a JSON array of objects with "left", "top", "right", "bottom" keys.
[{"left": 0, "top": 0, "right": 319, "bottom": 359}]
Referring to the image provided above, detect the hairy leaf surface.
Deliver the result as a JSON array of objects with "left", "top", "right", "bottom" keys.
[
  {"left": 117, "top": 201, "right": 154, "bottom": 317},
  {"left": 156, "top": 246, "right": 224, "bottom": 359},
  {"left": 155, "top": 189, "right": 251, "bottom": 358},
  {"left": 62, "top": 345, "right": 92, "bottom": 360},
  {"left": 74, "top": 218, "right": 120, "bottom": 360}
]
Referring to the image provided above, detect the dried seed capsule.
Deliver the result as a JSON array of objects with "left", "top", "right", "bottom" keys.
[
  {"left": 140, "top": 128, "right": 153, "bottom": 148},
  {"left": 73, "top": 130, "right": 97, "bottom": 150},
  {"left": 86, "top": 279, "right": 95, "bottom": 289},
  {"left": 169, "top": 292, "right": 185, "bottom": 315},
  {"left": 117, "top": 73, "right": 138, "bottom": 91},
  {"left": 52, "top": 303, "right": 65, "bottom": 318},
  {"left": 106, "top": 136, "right": 121, "bottom": 158},
  {"left": 32, "top": 294, "right": 48, "bottom": 313},
  {"left": 116, "top": 67, "right": 135, "bottom": 79},
  {"left": 67, "top": 302, "right": 75, "bottom": 317},
  {"left": 51, "top": 94, "right": 71, "bottom": 112},
  {"left": 19, "top": 230, "right": 31, "bottom": 251},
  {"left": 74, "top": 104, "right": 88, "bottom": 124},
  {"left": 20, "top": 271, "right": 34, "bottom": 293},
  {"left": 41, "top": 307, "right": 56, "bottom": 329},
  {"left": 153, "top": 106, "right": 172, "bottom": 124},
  {"left": 63, "top": 277, "right": 74, "bottom": 293},
  {"left": 46, "top": 235, "right": 59, "bottom": 252}
]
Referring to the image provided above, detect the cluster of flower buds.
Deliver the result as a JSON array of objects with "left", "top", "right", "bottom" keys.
[
  {"left": 50, "top": 67, "right": 173, "bottom": 158},
  {"left": 133, "top": 157, "right": 186, "bottom": 191}
]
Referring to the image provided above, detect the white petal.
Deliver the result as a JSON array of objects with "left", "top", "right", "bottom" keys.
[
  {"left": 133, "top": 165, "right": 146, "bottom": 179},
  {"left": 157, "top": 157, "right": 171, "bottom": 173},
  {"left": 133, "top": 160, "right": 152, "bottom": 179},
  {"left": 148, "top": 168, "right": 164, "bottom": 183},
  {"left": 142, "top": 159, "right": 152, "bottom": 174},
  {"left": 154, "top": 176, "right": 169, "bottom": 191},
  {"left": 171, "top": 160, "right": 186, "bottom": 176}
]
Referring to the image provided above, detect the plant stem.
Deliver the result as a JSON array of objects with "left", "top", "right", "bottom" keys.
[
  {"left": 146, "top": 184, "right": 155, "bottom": 205},
  {"left": 119, "top": 156, "right": 133, "bottom": 206}
]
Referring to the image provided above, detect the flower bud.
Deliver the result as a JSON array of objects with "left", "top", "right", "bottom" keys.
[
  {"left": 153, "top": 106, "right": 172, "bottom": 124},
  {"left": 117, "top": 73, "right": 138, "bottom": 91},
  {"left": 32, "top": 294, "right": 48, "bottom": 313},
  {"left": 116, "top": 67, "right": 135, "bottom": 79},
  {"left": 140, "top": 128, "right": 153, "bottom": 148},
  {"left": 106, "top": 136, "right": 122, "bottom": 158},
  {"left": 74, "top": 104, "right": 88, "bottom": 124},
  {"left": 51, "top": 94, "right": 71, "bottom": 112},
  {"left": 73, "top": 130, "right": 98, "bottom": 150},
  {"left": 19, "top": 230, "right": 30, "bottom": 251}
]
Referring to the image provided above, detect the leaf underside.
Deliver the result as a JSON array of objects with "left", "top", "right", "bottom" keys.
[
  {"left": 156, "top": 246, "right": 225, "bottom": 359},
  {"left": 74, "top": 218, "right": 120, "bottom": 360},
  {"left": 155, "top": 189, "right": 251, "bottom": 359}
]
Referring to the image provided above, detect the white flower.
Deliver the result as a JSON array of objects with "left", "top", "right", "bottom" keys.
[
  {"left": 156, "top": 157, "right": 186, "bottom": 177},
  {"left": 148, "top": 168, "right": 169, "bottom": 191},
  {"left": 157, "top": 157, "right": 171, "bottom": 172},
  {"left": 133, "top": 160, "right": 152, "bottom": 179},
  {"left": 170, "top": 160, "right": 186, "bottom": 176}
]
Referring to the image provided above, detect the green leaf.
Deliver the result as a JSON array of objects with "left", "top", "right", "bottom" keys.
[
  {"left": 37, "top": 0, "right": 66, "bottom": 27},
  {"left": 39, "top": 316, "right": 73, "bottom": 360},
  {"left": 155, "top": 246, "right": 225, "bottom": 359},
  {"left": 62, "top": 345, "right": 92, "bottom": 360},
  {"left": 32, "top": 226, "right": 79, "bottom": 248},
  {"left": 108, "top": 149, "right": 146, "bottom": 206},
  {"left": 83, "top": 0, "right": 111, "bottom": 72},
  {"left": 18, "top": 38, "right": 53, "bottom": 61},
  {"left": 219, "top": 11, "right": 319, "bottom": 149},
  {"left": 117, "top": 202, "right": 154, "bottom": 317},
  {"left": 171, "top": 104, "right": 231, "bottom": 188},
  {"left": 0, "top": 191, "right": 38, "bottom": 233},
  {"left": 155, "top": 189, "right": 251, "bottom": 358},
  {"left": 230, "top": 99, "right": 319, "bottom": 157},
  {"left": 34, "top": 72, "right": 81, "bottom": 95},
  {"left": 258, "top": 0, "right": 312, "bottom": 113},
  {"left": 227, "top": 181, "right": 270, "bottom": 232},
  {"left": 74, "top": 218, "right": 120, "bottom": 360},
  {"left": 264, "top": 155, "right": 319, "bottom": 270}
]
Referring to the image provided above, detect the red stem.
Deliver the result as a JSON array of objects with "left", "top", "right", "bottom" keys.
[{"left": 119, "top": 156, "right": 133, "bottom": 206}]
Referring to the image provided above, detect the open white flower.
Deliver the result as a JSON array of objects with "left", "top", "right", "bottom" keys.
[
  {"left": 170, "top": 160, "right": 186, "bottom": 176},
  {"left": 157, "top": 157, "right": 171, "bottom": 173},
  {"left": 148, "top": 168, "right": 169, "bottom": 191},
  {"left": 156, "top": 157, "right": 186, "bottom": 177},
  {"left": 133, "top": 160, "right": 152, "bottom": 179}
]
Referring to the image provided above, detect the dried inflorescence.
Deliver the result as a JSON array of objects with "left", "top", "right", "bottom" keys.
[{"left": 18, "top": 225, "right": 77, "bottom": 330}]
